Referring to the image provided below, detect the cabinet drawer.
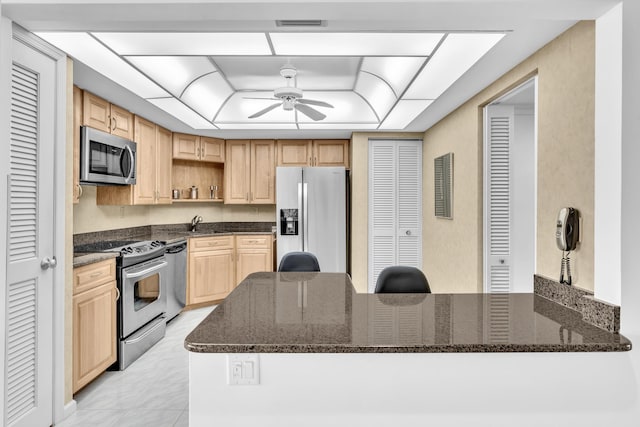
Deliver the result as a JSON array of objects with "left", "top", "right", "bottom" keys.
[
  {"left": 74, "top": 259, "right": 116, "bottom": 295},
  {"left": 235, "top": 235, "right": 272, "bottom": 249},
  {"left": 189, "top": 235, "right": 235, "bottom": 252}
]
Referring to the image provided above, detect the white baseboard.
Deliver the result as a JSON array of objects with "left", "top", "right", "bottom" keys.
[{"left": 55, "top": 399, "right": 77, "bottom": 425}]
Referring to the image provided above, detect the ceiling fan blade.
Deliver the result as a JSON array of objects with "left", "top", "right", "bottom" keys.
[
  {"left": 248, "top": 102, "right": 282, "bottom": 119},
  {"left": 294, "top": 103, "right": 326, "bottom": 121},
  {"left": 298, "top": 98, "right": 334, "bottom": 108}
]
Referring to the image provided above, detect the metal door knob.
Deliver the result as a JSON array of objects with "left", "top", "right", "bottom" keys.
[
  {"left": 406, "top": 230, "right": 412, "bottom": 236},
  {"left": 40, "top": 256, "right": 57, "bottom": 270}
]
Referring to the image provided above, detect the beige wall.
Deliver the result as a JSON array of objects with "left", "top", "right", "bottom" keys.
[
  {"left": 350, "top": 132, "right": 425, "bottom": 293},
  {"left": 423, "top": 21, "right": 595, "bottom": 292},
  {"left": 73, "top": 186, "right": 276, "bottom": 234}
]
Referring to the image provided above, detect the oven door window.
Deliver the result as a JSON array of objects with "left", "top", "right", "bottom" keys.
[{"left": 134, "top": 273, "right": 161, "bottom": 311}]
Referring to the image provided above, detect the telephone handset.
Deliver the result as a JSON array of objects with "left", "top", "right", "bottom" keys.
[
  {"left": 556, "top": 207, "right": 580, "bottom": 285},
  {"left": 556, "top": 207, "right": 580, "bottom": 251}
]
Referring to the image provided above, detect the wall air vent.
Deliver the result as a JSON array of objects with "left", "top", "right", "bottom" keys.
[{"left": 275, "top": 20, "right": 327, "bottom": 27}]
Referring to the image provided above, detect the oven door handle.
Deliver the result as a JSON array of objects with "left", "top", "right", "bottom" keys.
[
  {"left": 124, "top": 260, "right": 168, "bottom": 280},
  {"left": 123, "top": 316, "right": 166, "bottom": 345}
]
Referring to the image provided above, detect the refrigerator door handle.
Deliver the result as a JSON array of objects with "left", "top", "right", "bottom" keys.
[
  {"left": 298, "top": 182, "right": 304, "bottom": 251},
  {"left": 303, "top": 182, "right": 309, "bottom": 251}
]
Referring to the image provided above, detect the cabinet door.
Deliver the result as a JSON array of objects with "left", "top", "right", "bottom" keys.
[
  {"left": 73, "top": 281, "right": 117, "bottom": 393},
  {"left": 200, "top": 137, "right": 225, "bottom": 163},
  {"left": 188, "top": 249, "right": 235, "bottom": 304},
  {"left": 277, "top": 140, "right": 312, "bottom": 166},
  {"left": 313, "top": 139, "right": 350, "bottom": 168},
  {"left": 224, "top": 140, "right": 251, "bottom": 204},
  {"left": 236, "top": 249, "right": 271, "bottom": 285},
  {"left": 173, "top": 133, "right": 200, "bottom": 161},
  {"left": 156, "top": 125, "right": 173, "bottom": 204},
  {"left": 73, "top": 86, "right": 82, "bottom": 204},
  {"left": 133, "top": 116, "right": 157, "bottom": 204},
  {"left": 235, "top": 235, "right": 273, "bottom": 286},
  {"left": 250, "top": 139, "right": 275, "bottom": 204},
  {"left": 110, "top": 104, "right": 134, "bottom": 140},
  {"left": 82, "top": 91, "right": 111, "bottom": 133}
]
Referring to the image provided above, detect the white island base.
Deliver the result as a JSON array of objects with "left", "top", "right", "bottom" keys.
[{"left": 189, "top": 348, "right": 640, "bottom": 427}]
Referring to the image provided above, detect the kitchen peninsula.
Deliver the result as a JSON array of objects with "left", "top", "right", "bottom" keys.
[{"left": 186, "top": 272, "right": 632, "bottom": 426}]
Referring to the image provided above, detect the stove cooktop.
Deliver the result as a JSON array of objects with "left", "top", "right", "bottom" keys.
[{"left": 75, "top": 239, "right": 165, "bottom": 259}]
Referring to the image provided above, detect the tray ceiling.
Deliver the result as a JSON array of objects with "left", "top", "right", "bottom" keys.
[{"left": 36, "top": 30, "right": 504, "bottom": 130}]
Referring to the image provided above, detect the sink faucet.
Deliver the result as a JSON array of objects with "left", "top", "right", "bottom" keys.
[{"left": 191, "top": 215, "right": 203, "bottom": 232}]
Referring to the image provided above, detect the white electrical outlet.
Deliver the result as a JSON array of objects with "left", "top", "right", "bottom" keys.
[{"left": 227, "top": 354, "right": 260, "bottom": 385}]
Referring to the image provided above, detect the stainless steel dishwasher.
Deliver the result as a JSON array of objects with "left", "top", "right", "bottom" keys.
[{"left": 164, "top": 240, "right": 187, "bottom": 322}]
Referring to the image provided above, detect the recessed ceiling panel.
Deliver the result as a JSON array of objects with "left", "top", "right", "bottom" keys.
[
  {"left": 360, "top": 57, "right": 427, "bottom": 96},
  {"left": 35, "top": 32, "right": 168, "bottom": 98},
  {"left": 354, "top": 72, "right": 397, "bottom": 120},
  {"left": 216, "top": 123, "right": 298, "bottom": 130},
  {"left": 148, "top": 97, "right": 217, "bottom": 129},
  {"left": 92, "top": 32, "right": 272, "bottom": 55},
  {"left": 379, "top": 99, "right": 433, "bottom": 129},
  {"left": 270, "top": 32, "right": 444, "bottom": 56},
  {"left": 126, "top": 56, "right": 215, "bottom": 96},
  {"left": 214, "top": 56, "right": 360, "bottom": 90},
  {"left": 404, "top": 33, "right": 505, "bottom": 99},
  {"left": 298, "top": 123, "right": 378, "bottom": 130},
  {"left": 181, "top": 72, "right": 233, "bottom": 121}
]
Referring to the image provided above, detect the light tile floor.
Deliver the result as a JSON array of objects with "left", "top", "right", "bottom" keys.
[{"left": 57, "top": 306, "right": 214, "bottom": 427}]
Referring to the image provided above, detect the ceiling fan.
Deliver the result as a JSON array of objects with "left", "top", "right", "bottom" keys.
[{"left": 245, "top": 65, "right": 333, "bottom": 121}]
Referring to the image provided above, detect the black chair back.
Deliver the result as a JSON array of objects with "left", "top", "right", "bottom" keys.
[
  {"left": 374, "top": 266, "right": 431, "bottom": 293},
  {"left": 278, "top": 251, "right": 321, "bottom": 272}
]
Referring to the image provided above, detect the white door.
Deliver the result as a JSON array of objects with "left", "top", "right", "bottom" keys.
[
  {"left": 4, "top": 35, "right": 56, "bottom": 427},
  {"left": 484, "top": 80, "right": 537, "bottom": 294},
  {"left": 368, "top": 140, "right": 423, "bottom": 292},
  {"left": 484, "top": 105, "right": 514, "bottom": 293}
]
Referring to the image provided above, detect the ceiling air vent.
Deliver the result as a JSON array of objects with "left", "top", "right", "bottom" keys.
[{"left": 275, "top": 20, "right": 326, "bottom": 27}]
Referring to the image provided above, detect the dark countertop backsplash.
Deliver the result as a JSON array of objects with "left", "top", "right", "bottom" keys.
[{"left": 73, "top": 222, "right": 276, "bottom": 247}]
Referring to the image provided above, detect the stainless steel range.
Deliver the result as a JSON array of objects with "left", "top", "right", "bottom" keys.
[{"left": 76, "top": 239, "right": 168, "bottom": 370}]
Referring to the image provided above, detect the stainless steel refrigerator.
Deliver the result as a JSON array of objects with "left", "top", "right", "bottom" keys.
[{"left": 276, "top": 167, "right": 347, "bottom": 273}]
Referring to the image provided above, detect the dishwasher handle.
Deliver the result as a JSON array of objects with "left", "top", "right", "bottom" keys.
[{"left": 165, "top": 242, "right": 187, "bottom": 254}]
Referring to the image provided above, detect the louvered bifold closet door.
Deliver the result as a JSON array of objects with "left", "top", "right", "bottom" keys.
[
  {"left": 396, "top": 142, "right": 422, "bottom": 267},
  {"left": 5, "top": 37, "right": 55, "bottom": 427},
  {"left": 368, "top": 140, "right": 423, "bottom": 292},
  {"left": 369, "top": 143, "right": 396, "bottom": 291},
  {"left": 486, "top": 106, "right": 514, "bottom": 293}
]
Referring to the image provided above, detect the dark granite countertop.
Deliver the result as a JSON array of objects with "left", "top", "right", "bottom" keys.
[
  {"left": 72, "top": 251, "right": 118, "bottom": 268},
  {"left": 184, "top": 272, "right": 632, "bottom": 354},
  {"left": 73, "top": 222, "right": 276, "bottom": 266}
]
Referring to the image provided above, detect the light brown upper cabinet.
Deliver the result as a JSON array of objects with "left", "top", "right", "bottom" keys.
[
  {"left": 224, "top": 140, "right": 275, "bottom": 204},
  {"left": 97, "top": 116, "right": 172, "bottom": 205},
  {"left": 173, "top": 133, "right": 225, "bottom": 163},
  {"left": 276, "top": 139, "right": 350, "bottom": 168},
  {"left": 82, "top": 91, "right": 134, "bottom": 140}
]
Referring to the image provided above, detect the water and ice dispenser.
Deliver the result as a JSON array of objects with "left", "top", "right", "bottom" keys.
[{"left": 280, "top": 209, "right": 298, "bottom": 236}]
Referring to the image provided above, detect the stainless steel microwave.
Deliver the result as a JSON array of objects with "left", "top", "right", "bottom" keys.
[{"left": 80, "top": 126, "right": 136, "bottom": 185}]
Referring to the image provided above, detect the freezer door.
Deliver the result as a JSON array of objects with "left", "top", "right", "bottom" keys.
[
  {"left": 303, "top": 167, "right": 346, "bottom": 272},
  {"left": 276, "top": 167, "right": 303, "bottom": 267}
]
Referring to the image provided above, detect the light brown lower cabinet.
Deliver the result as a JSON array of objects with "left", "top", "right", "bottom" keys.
[
  {"left": 73, "top": 259, "right": 117, "bottom": 394},
  {"left": 187, "top": 234, "right": 273, "bottom": 305},
  {"left": 188, "top": 236, "right": 236, "bottom": 304}
]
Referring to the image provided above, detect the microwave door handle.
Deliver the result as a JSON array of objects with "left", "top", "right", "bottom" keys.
[
  {"left": 124, "top": 260, "right": 168, "bottom": 280},
  {"left": 122, "top": 144, "right": 135, "bottom": 184}
]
